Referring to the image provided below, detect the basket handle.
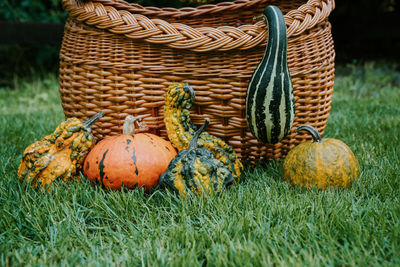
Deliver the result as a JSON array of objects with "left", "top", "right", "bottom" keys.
[{"left": 62, "top": 0, "right": 335, "bottom": 52}]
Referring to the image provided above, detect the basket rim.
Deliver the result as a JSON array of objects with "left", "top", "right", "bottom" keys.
[
  {"left": 74, "top": 0, "right": 283, "bottom": 18},
  {"left": 62, "top": 0, "right": 335, "bottom": 52}
]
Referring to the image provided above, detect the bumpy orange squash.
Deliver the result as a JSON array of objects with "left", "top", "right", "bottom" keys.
[
  {"left": 83, "top": 115, "right": 177, "bottom": 190},
  {"left": 18, "top": 112, "right": 104, "bottom": 188},
  {"left": 283, "top": 125, "right": 359, "bottom": 189}
]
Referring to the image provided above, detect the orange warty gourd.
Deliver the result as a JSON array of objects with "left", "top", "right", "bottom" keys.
[
  {"left": 83, "top": 116, "right": 177, "bottom": 190},
  {"left": 18, "top": 112, "right": 103, "bottom": 188}
]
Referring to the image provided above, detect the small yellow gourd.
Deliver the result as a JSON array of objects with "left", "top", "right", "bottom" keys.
[{"left": 283, "top": 125, "right": 359, "bottom": 189}]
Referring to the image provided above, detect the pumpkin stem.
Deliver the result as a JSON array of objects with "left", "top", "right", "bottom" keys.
[
  {"left": 296, "top": 125, "right": 323, "bottom": 143},
  {"left": 122, "top": 115, "right": 148, "bottom": 136},
  {"left": 82, "top": 112, "right": 104, "bottom": 132},
  {"left": 189, "top": 118, "right": 210, "bottom": 150}
]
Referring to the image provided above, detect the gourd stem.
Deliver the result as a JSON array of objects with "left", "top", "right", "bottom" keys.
[
  {"left": 189, "top": 118, "right": 210, "bottom": 150},
  {"left": 122, "top": 115, "right": 140, "bottom": 136},
  {"left": 296, "top": 125, "right": 322, "bottom": 143},
  {"left": 82, "top": 112, "right": 104, "bottom": 131}
]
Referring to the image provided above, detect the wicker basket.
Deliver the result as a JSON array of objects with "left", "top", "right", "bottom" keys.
[{"left": 59, "top": 0, "right": 335, "bottom": 162}]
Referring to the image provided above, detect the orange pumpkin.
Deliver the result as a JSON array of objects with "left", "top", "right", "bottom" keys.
[{"left": 83, "top": 115, "right": 177, "bottom": 190}]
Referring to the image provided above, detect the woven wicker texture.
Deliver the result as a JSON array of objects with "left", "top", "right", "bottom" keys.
[{"left": 59, "top": 0, "right": 335, "bottom": 162}]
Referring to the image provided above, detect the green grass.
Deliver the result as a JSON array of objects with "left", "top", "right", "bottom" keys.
[{"left": 1, "top": 62, "right": 400, "bottom": 266}]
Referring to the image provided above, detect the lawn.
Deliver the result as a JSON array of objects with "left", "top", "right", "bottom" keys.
[{"left": 0, "top": 62, "right": 399, "bottom": 266}]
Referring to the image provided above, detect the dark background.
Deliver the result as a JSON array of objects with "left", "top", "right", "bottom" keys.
[{"left": 1, "top": 0, "right": 399, "bottom": 86}]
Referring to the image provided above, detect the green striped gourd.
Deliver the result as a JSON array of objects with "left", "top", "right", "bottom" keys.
[{"left": 246, "top": 5, "right": 295, "bottom": 144}]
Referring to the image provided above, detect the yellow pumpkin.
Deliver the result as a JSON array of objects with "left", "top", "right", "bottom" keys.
[
  {"left": 283, "top": 125, "right": 359, "bottom": 189},
  {"left": 18, "top": 112, "right": 103, "bottom": 188}
]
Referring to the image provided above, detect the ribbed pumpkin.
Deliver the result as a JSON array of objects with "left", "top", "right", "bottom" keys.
[
  {"left": 246, "top": 5, "right": 295, "bottom": 144},
  {"left": 283, "top": 125, "right": 359, "bottom": 189},
  {"left": 164, "top": 83, "right": 243, "bottom": 182},
  {"left": 83, "top": 115, "right": 177, "bottom": 190},
  {"left": 18, "top": 112, "right": 104, "bottom": 188},
  {"left": 160, "top": 118, "right": 234, "bottom": 197}
]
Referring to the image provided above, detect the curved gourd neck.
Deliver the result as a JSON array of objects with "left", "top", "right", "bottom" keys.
[{"left": 263, "top": 6, "right": 287, "bottom": 57}]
